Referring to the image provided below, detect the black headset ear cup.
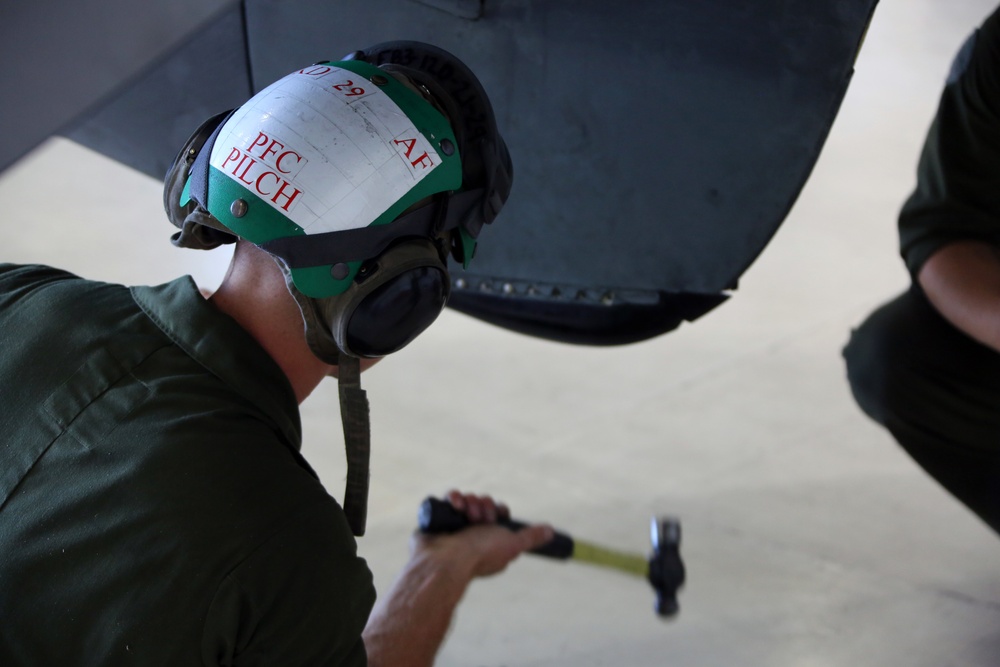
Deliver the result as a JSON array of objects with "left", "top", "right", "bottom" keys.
[
  {"left": 325, "top": 238, "right": 451, "bottom": 358},
  {"left": 346, "top": 264, "right": 450, "bottom": 357}
]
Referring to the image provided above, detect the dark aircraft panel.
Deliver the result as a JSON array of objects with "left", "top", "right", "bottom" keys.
[
  {"left": 244, "top": 0, "right": 877, "bottom": 343},
  {"left": 65, "top": 6, "right": 252, "bottom": 182},
  {"left": 3, "top": 0, "right": 878, "bottom": 345},
  {"left": 0, "top": 0, "right": 234, "bottom": 173}
]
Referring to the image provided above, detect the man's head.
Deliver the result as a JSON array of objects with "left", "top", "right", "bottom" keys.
[{"left": 164, "top": 41, "right": 512, "bottom": 365}]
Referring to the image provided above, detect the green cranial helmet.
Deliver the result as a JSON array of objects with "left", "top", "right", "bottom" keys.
[{"left": 165, "top": 43, "right": 512, "bottom": 360}]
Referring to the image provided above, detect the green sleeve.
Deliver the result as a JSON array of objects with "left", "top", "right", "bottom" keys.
[
  {"left": 899, "top": 8, "right": 1000, "bottom": 278},
  {"left": 0, "top": 263, "right": 80, "bottom": 301},
  {"left": 201, "top": 500, "right": 376, "bottom": 667}
]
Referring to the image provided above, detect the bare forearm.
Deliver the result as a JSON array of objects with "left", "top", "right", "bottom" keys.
[
  {"left": 360, "top": 494, "right": 553, "bottom": 667},
  {"left": 918, "top": 240, "right": 1000, "bottom": 351},
  {"left": 362, "top": 545, "right": 475, "bottom": 667}
]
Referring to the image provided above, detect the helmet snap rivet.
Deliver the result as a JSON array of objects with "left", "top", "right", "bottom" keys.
[
  {"left": 371, "top": 74, "right": 389, "bottom": 86},
  {"left": 440, "top": 138, "right": 455, "bottom": 156},
  {"left": 230, "top": 199, "right": 248, "bottom": 218},
  {"left": 331, "top": 263, "right": 350, "bottom": 280}
]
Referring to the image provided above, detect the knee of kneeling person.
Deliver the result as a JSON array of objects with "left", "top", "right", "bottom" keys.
[{"left": 843, "top": 312, "right": 917, "bottom": 427}]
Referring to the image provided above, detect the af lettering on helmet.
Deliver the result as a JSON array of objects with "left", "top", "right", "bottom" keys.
[{"left": 208, "top": 64, "right": 445, "bottom": 240}]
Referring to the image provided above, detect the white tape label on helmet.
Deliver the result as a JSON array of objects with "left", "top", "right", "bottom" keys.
[{"left": 209, "top": 65, "right": 440, "bottom": 234}]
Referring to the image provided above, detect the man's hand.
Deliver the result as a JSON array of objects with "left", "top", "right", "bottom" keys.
[
  {"left": 411, "top": 490, "right": 554, "bottom": 578},
  {"left": 363, "top": 491, "right": 552, "bottom": 667}
]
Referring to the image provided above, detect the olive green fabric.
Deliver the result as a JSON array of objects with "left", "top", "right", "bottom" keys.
[
  {"left": 899, "top": 8, "right": 1000, "bottom": 277},
  {"left": 0, "top": 264, "right": 374, "bottom": 666}
]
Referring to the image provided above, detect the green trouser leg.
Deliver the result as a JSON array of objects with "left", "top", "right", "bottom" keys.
[{"left": 844, "top": 285, "right": 1000, "bottom": 535}]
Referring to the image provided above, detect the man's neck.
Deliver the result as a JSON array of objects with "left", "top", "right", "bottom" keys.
[{"left": 209, "top": 243, "right": 334, "bottom": 404}]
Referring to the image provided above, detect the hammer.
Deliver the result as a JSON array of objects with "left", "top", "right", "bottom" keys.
[{"left": 417, "top": 497, "right": 686, "bottom": 617}]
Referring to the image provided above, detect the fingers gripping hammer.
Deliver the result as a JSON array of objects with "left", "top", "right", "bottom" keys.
[{"left": 417, "top": 497, "right": 686, "bottom": 618}]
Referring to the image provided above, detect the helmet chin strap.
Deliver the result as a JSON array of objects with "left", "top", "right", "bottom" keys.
[
  {"left": 278, "top": 259, "right": 372, "bottom": 537},
  {"left": 336, "top": 353, "right": 371, "bottom": 538}
]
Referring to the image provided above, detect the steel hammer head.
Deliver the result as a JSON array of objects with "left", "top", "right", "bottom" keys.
[{"left": 648, "top": 517, "right": 685, "bottom": 618}]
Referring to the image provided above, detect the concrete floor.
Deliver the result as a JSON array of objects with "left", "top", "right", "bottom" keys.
[{"left": 3, "top": 0, "right": 999, "bottom": 664}]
